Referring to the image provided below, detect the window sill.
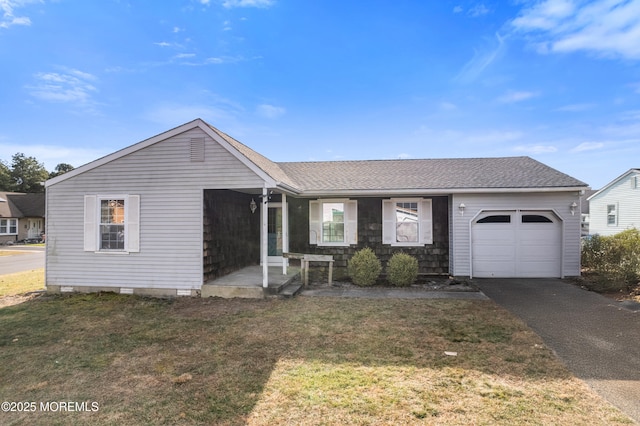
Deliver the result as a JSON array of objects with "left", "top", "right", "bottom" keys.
[
  {"left": 317, "top": 242, "right": 351, "bottom": 247},
  {"left": 94, "top": 250, "right": 131, "bottom": 255}
]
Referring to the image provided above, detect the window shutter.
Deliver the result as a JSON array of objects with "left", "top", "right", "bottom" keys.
[
  {"left": 419, "top": 199, "right": 433, "bottom": 245},
  {"left": 309, "top": 200, "right": 321, "bottom": 244},
  {"left": 345, "top": 200, "right": 358, "bottom": 245},
  {"left": 84, "top": 195, "right": 97, "bottom": 252},
  {"left": 382, "top": 199, "right": 395, "bottom": 244},
  {"left": 126, "top": 195, "right": 140, "bottom": 252}
]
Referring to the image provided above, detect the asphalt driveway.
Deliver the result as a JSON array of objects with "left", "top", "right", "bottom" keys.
[{"left": 477, "top": 278, "right": 640, "bottom": 423}]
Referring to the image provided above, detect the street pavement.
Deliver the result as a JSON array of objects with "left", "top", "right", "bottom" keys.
[{"left": 0, "top": 246, "right": 45, "bottom": 275}]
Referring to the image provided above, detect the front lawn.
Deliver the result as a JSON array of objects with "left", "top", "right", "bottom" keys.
[
  {"left": 0, "top": 294, "right": 631, "bottom": 425},
  {"left": 0, "top": 268, "right": 44, "bottom": 297}
]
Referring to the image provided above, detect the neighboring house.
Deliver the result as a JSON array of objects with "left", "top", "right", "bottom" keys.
[
  {"left": 587, "top": 169, "right": 640, "bottom": 236},
  {"left": 580, "top": 189, "right": 597, "bottom": 236},
  {"left": 45, "top": 119, "right": 588, "bottom": 297},
  {"left": 0, "top": 192, "right": 45, "bottom": 244}
]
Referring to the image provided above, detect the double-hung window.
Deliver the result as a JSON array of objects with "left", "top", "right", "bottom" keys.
[
  {"left": 84, "top": 195, "right": 140, "bottom": 253},
  {"left": 383, "top": 198, "right": 433, "bottom": 246},
  {"left": 0, "top": 219, "right": 18, "bottom": 235},
  {"left": 607, "top": 204, "right": 617, "bottom": 226},
  {"left": 309, "top": 199, "right": 357, "bottom": 246}
]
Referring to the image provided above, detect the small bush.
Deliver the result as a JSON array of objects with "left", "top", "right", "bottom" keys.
[
  {"left": 348, "top": 247, "right": 382, "bottom": 287},
  {"left": 581, "top": 228, "right": 640, "bottom": 292},
  {"left": 387, "top": 252, "right": 419, "bottom": 287}
]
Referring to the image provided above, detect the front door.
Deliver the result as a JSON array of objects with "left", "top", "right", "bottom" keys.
[{"left": 267, "top": 204, "right": 283, "bottom": 265}]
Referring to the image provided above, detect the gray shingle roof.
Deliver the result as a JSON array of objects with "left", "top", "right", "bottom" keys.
[
  {"left": 277, "top": 157, "right": 587, "bottom": 193},
  {"left": 0, "top": 192, "right": 45, "bottom": 218}
]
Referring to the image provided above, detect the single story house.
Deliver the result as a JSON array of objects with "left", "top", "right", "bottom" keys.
[
  {"left": 0, "top": 192, "right": 45, "bottom": 244},
  {"left": 45, "top": 119, "right": 588, "bottom": 297},
  {"left": 587, "top": 168, "right": 640, "bottom": 236}
]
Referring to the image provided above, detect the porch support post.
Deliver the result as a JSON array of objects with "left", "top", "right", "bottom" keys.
[
  {"left": 262, "top": 187, "right": 269, "bottom": 288},
  {"left": 282, "top": 192, "right": 288, "bottom": 275}
]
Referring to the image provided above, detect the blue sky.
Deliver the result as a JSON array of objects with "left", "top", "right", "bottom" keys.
[{"left": 1, "top": 0, "right": 639, "bottom": 189}]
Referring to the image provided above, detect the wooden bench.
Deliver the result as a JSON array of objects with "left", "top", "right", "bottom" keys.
[{"left": 284, "top": 252, "right": 334, "bottom": 286}]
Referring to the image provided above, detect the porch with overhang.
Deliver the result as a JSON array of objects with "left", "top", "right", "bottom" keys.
[{"left": 201, "top": 187, "right": 300, "bottom": 298}]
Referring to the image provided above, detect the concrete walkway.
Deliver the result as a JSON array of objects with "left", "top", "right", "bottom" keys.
[
  {"left": 477, "top": 278, "right": 640, "bottom": 423},
  {"left": 301, "top": 285, "right": 488, "bottom": 300}
]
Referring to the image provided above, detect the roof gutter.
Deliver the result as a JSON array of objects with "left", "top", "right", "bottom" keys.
[{"left": 296, "top": 186, "right": 588, "bottom": 198}]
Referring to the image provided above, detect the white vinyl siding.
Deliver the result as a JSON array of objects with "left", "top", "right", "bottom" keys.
[
  {"left": 589, "top": 171, "right": 640, "bottom": 236},
  {"left": 451, "top": 192, "right": 581, "bottom": 278},
  {"left": 309, "top": 199, "right": 357, "bottom": 246},
  {"left": 46, "top": 127, "right": 268, "bottom": 291},
  {"left": 382, "top": 198, "right": 433, "bottom": 246}
]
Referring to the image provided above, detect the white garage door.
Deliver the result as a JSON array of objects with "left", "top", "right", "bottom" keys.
[{"left": 472, "top": 210, "right": 562, "bottom": 278}]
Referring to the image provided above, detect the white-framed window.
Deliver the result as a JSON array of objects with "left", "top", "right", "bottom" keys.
[
  {"left": 383, "top": 198, "right": 433, "bottom": 246},
  {"left": 607, "top": 204, "right": 618, "bottom": 226},
  {"left": 632, "top": 175, "right": 639, "bottom": 189},
  {"left": 0, "top": 219, "right": 18, "bottom": 235},
  {"left": 84, "top": 195, "right": 140, "bottom": 253},
  {"left": 309, "top": 199, "right": 357, "bottom": 246}
]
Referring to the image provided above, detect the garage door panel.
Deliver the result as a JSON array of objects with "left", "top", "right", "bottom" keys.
[{"left": 472, "top": 211, "right": 561, "bottom": 278}]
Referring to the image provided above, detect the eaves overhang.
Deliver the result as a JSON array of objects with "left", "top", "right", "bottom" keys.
[{"left": 294, "top": 186, "right": 588, "bottom": 198}]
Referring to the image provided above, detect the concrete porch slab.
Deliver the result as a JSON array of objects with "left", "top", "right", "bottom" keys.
[{"left": 201, "top": 266, "right": 301, "bottom": 298}]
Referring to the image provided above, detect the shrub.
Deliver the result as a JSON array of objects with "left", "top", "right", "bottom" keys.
[
  {"left": 348, "top": 247, "right": 382, "bottom": 286},
  {"left": 387, "top": 252, "right": 419, "bottom": 287},
  {"left": 581, "top": 228, "right": 640, "bottom": 292}
]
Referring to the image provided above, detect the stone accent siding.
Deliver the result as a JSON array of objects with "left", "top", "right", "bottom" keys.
[{"left": 288, "top": 196, "right": 449, "bottom": 280}]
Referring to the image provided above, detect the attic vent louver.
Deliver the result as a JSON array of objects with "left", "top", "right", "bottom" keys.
[{"left": 190, "top": 138, "right": 205, "bottom": 162}]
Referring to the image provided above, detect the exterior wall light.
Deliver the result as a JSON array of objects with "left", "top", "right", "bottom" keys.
[
  {"left": 458, "top": 203, "right": 466, "bottom": 216},
  {"left": 250, "top": 198, "right": 257, "bottom": 214},
  {"left": 570, "top": 201, "right": 578, "bottom": 216}
]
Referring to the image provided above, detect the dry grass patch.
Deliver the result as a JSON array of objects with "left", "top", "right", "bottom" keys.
[
  {"left": 0, "top": 268, "right": 44, "bottom": 297},
  {"left": 0, "top": 294, "right": 632, "bottom": 425}
]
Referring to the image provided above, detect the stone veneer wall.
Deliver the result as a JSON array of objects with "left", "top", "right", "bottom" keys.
[
  {"left": 288, "top": 196, "right": 449, "bottom": 280},
  {"left": 203, "top": 190, "right": 260, "bottom": 282}
]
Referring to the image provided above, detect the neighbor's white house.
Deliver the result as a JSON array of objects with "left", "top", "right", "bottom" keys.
[
  {"left": 588, "top": 168, "right": 640, "bottom": 236},
  {"left": 44, "top": 119, "right": 588, "bottom": 297}
]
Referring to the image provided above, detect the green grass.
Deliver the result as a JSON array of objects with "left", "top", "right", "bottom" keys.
[
  {"left": 0, "top": 294, "right": 632, "bottom": 425},
  {"left": 0, "top": 268, "right": 44, "bottom": 297}
]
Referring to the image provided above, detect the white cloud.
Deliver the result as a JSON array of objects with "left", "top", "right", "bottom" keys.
[
  {"left": 256, "top": 104, "right": 285, "bottom": 119},
  {"left": 454, "top": 32, "right": 505, "bottom": 83},
  {"left": 511, "top": 0, "right": 640, "bottom": 60},
  {"left": 554, "top": 103, "right": 596, "bottom": 112},
  {"left": 497, "top": 90, "right": 539, "bottom": 103},
  {"left": 0, "top": 0, "right": 37, "bottom": 29},
  {"left": 513, "top": 144, "right": 558, "bottom": 154},
  {"left": 396, "top": 153, "right": 411, "bottom": 159},
  {"left": 469, "top": 4, "right": 490, "bottom": 17},
  {"left": 439, "top": 101, "right": 457, "bottom": 110},
  {"left": 570, "top": 141, "right": 605, "bottom": 152},
  {"left": 26, "top": 68, "right": 99, "bottom": 107},
  {"left": 453, "top": 5, "right": 463, "bottom": 14},
  {"left": 222, "top": 0, "right": 275, "bottom": 8}
]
